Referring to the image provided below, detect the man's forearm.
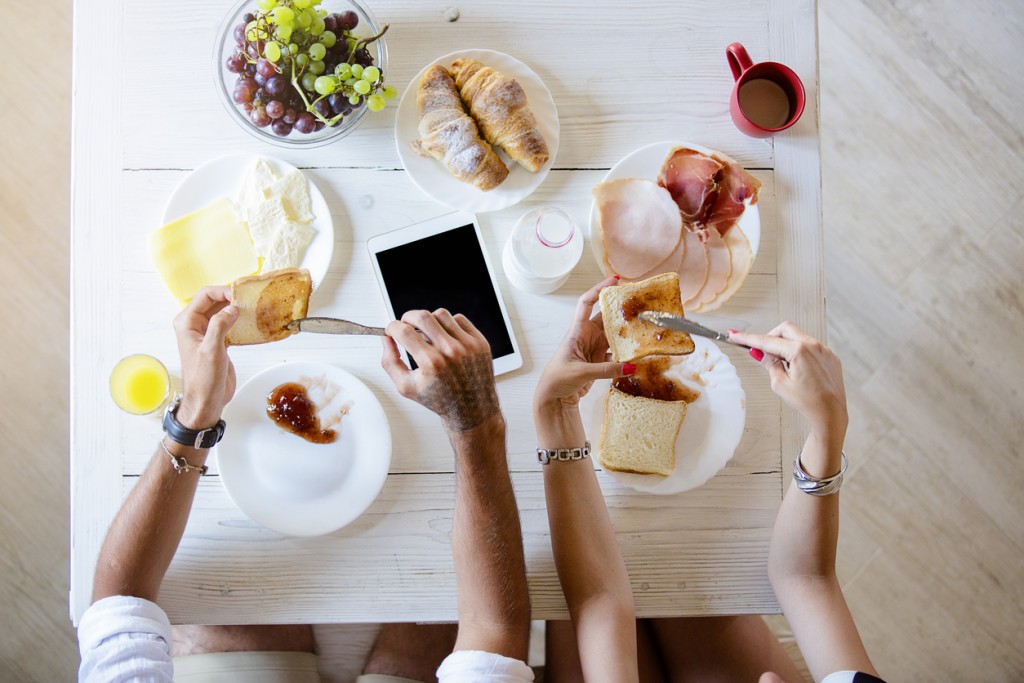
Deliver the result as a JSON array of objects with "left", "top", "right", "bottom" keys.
[
  {"left": 92, "top": 439, "right": 208, "bottom": 603},
  {"left": 449, "top": 414, "right": 530, "bottom": 661}
]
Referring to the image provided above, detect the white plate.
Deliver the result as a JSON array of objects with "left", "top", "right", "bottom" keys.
[
  {"left": 395, "top": 49, "right": 560, "bottom": 213},
  {"left": 162, "top": 154, "right": 335, "bottom": 291},
  {"left": 216, "top": 362, "right": 391, "bottom": 537},
  {"left": 580, "top": 337, "right": 745, "bottom": 494},
  {"left": 587, "top": 140, "right": 761, "bottom": 273}
]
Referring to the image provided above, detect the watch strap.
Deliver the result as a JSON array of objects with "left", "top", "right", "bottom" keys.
[{"left": 162, "top": 396, "right": 226, "bottom": 449}]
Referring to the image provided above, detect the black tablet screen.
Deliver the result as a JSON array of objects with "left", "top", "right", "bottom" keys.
[{"left": 375, "top": 223, "right": 514, "bottom": 365}]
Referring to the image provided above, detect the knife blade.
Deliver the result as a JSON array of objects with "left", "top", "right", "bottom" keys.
[
  {"left": 287, "top": 317, "right": 386, "bottom": 336},
  {"left": 638, "top": 311, "right": 748, "bottom": 348}
]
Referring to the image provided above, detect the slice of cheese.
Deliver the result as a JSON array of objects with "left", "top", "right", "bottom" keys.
[
  {"left": 267, "top": 169, "right": 315, "bottom": 223},
  {"left": 247, "top": 196, "right": 291, "bottom": 256},
  {"left": 262, "top": 221, "right": 317, "bottom": 272},
  {"left": 149, "top": 198, "right": 259, "bottom": 304},
  {"left": 236, "top": 158, "right": 279, "bottom": 209}
]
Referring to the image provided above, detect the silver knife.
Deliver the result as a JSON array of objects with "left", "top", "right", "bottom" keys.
[
  {"left": 638, "top": 311, "right": 749, "bottom": 348},
  {"left": 287, "top": 317, "right": 386, "bottom": 336}
]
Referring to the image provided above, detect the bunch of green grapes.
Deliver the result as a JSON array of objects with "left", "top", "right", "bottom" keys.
[{"left": 227, "top": 0, "right": 393, "bottom": 136}]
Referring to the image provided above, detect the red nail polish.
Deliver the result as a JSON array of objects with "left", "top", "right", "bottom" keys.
[
  {"left": 613, "top": 274, "right": 621, "bottom": 280},
  {"left": 749, "top": 348, "right": 764, "bottom": 362},
  {"left": 728, "top": 329, "right": 738, "bottom": 335},
  {"left": 622, "top": 363, "right": 636, "bottom": 375}
]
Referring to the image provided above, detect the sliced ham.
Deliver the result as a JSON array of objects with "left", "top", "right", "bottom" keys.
[
  {"left": 626, "top": 225, "right": 687, "bottom": 283},
  {"left": 704, "top": 152, "right": 761, "bottom": 237},
  {"left": 657, "top": 147, "right": 724, "bottom": 224},
  {"left": 695, "top": 225, "right": 752, "bottom": 313},
  {"left": 683, "top": 227, "right": 731, "bottom": 310},
  {"left": 593, "top": 178, "right": 683, "bottom": 279},
  {"left": 677, "top": 228, "right": 708, "bottom": 304}
]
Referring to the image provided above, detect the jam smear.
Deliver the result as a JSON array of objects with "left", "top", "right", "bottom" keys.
[
  {"left": 266, "top": 382, "right": 337, "bottom": 444},
  {"left": 613, "top": 357, "right": 700, "bottom": 403}
]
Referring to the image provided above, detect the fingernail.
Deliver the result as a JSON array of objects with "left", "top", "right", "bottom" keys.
[
  {"left": 613, "top": 274, "right": 621, "bottom": 281},
  {"left": 749, "top": 348, "right": 764, "bottom": 362},
  {"left": 622, "top": 363, "right": 636, "bottom": 375},
  {"left": 728, "top": 329, "right": 738, "bottom": 335}
]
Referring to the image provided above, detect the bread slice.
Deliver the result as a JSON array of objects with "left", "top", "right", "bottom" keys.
[
  {"left": 226, "top": 267, "right": 312, "bottom": 346},
  {"left": 598, "top": 387, "right": 686, "bottom": 477},
  {"left": 600, "top": 272, "right": 695, "bottom": 363}
]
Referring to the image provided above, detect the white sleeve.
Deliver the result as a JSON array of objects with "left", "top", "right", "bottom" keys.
[
  {"left": 436, "top": 650, "right": 534, "bottom": 683},
  {"left": 78, "top": 595, "right": 175, "bottom": 683}
]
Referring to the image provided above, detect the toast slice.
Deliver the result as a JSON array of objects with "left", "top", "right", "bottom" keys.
[
  {"left": 226, "top": 267, "right": 312, "bottom": 346},
  {"left": 600, "top": 272, "right": 695, "bottom": 363},
  {"left": 598, "top": 387, "right": 686, "bottom": 477}
]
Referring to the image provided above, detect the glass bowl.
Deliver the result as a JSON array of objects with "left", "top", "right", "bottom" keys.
[{"left": 214, "top": 0, "right": 388, "bottom": 148}]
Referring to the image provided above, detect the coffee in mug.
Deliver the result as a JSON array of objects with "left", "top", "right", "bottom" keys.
[{"left": 726, "top": 42, "right": 805, "bottom": 137}]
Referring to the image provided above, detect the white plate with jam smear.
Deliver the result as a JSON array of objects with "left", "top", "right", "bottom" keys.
[
  {"left": 580, "top": 337, "right": 745, "bottom": 494},
  {"left": 216, "top": 361, "right": 391, "bottom": 536}
]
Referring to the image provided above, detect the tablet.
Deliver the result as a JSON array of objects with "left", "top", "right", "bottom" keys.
[{"left": 368, "top": 212, "right": 523, "bottom": 376}]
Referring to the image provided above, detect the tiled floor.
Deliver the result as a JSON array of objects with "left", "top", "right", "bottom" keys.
[{"left": 2, "top": 1, "right": 1021, "bottom": 680}]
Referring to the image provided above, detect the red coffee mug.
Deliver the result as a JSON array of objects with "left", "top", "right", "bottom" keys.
[{"left": 727, "top": 42, "right": 805, "bottom": 137}]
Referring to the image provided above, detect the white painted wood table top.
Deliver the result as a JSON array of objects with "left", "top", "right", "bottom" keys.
[{"left": 70, "top": 0, "right": 822, "bottom": 624}]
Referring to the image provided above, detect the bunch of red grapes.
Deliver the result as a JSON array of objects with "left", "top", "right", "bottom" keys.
[{"left": 225, "top": 5, "right": 385, "bottom": 138}]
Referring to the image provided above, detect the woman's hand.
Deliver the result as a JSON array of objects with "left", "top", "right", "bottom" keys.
[
  {"left": 172, "top": 286, "right": 239, "bottom": 429},
  {"left": 729, "top": 321, "right": 847, "bottom": 438},
  {"left": 534, "top": 276, "right": 634, "bottom": 414}
]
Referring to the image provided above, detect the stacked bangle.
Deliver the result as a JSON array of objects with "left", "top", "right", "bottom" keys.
[{"left": 793, "top": 451, "right": 847, "bottom": 496}]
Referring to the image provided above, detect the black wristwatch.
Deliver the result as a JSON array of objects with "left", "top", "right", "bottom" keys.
[{"left": 162, "top": 395, "right": 226, "bottom": 449}]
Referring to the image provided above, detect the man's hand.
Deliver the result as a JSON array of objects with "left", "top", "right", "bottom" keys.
[
  {"left": 172, "top": 286, "right": 239, "bottom": 430},
  {"left": 381, "top": 309, "right": 500, "bottom": 433},
  {"left": 535, "top": 276, "right": 632, "bottom": 413}
]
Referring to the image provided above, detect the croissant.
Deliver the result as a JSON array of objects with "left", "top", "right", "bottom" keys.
[
  {"left": 411, "top": 65, "right": 509, "bottom": 191},
  {"left": 449, "top": 58, "right": 550, "bottom": 173}
]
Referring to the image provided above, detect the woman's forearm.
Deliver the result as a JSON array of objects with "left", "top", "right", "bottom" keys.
[
  {"left": 537, "top": 402, "right": 638, "bottom": 681},
  {"left": 768, "top": 426, "right": 846, "bottom": 584}
]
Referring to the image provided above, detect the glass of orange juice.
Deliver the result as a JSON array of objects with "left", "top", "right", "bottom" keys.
[{"left": 109, "top": 354, "right": 171, "bottom": 415}]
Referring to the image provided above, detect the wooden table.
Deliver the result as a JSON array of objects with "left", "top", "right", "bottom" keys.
[{"left": 70, "top": 0, "right": 822, "bottom": 625}]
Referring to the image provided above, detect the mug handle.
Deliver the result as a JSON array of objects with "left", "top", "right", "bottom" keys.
[{"left": 726, "top": 42, "right": 753, "bottom": 81}]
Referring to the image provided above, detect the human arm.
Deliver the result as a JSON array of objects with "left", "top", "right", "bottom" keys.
[
  {"left": 92, "top": 286, "right": 239, "bottom": 603},
  {"left": 534, "top": 277, "right": 639, "bottom": 683},
  {"left": 731, "top": 323, "right": 879, "bottom": 680},
  {"left": 381, "top": 309, "right": 530, "bottom": 662}
]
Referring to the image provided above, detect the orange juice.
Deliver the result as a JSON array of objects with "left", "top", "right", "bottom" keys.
[{"left": 110, "top": 355, "right": 171, "bottom": 415}]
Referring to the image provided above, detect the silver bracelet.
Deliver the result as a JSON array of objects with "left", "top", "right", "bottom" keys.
[
  {"left": 537, "top": 441, "right": 591, "bottom": 465},
  {"left": 159, "top": 438, "right": 209, "bottom": 476},
  {"left": 793, "top": 450, "right": 847, "bottom": 496}
]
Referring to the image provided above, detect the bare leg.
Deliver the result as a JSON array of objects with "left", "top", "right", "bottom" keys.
[
  {"left": 171, "top": 624, "right": 316, "bottom": 656},
  {"left": 649, "top": 616, "right": 804, "bottom": 683},
  {"left": 544, "top": 619, "right": 667, "bottom": 683},
  {"left": 362, "top": 622, "right": 458, "bottom": 683}
]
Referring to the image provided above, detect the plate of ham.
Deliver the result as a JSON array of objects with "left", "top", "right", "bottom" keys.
[{"left": 589, "top": 142, "right": 761, "bottom": 313}]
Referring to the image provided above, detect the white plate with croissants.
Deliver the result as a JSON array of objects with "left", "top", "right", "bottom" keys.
[{"left": 396, "top": 49, "right": 560, "bottom": 212}]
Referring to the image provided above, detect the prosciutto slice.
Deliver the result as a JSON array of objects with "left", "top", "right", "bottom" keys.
[
  {"left": 593, "top": 178, "right": 683, "bottom": 279},
  {"left": 683, "top": 227, "right": 731, "bottom": 310},
  {"left": 703, "top": 153, "right": 761, "bottom": 237},
  {"left": 657, "top": 148, "right": 724, "bottom": 224}
]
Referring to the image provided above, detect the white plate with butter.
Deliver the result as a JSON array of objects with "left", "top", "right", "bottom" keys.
[
  {"left": 163, "top": 154, "right": 334, "bottom": 292},
  {"left": 216, "top": 361, "right": 391, "bottom": 537}
]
